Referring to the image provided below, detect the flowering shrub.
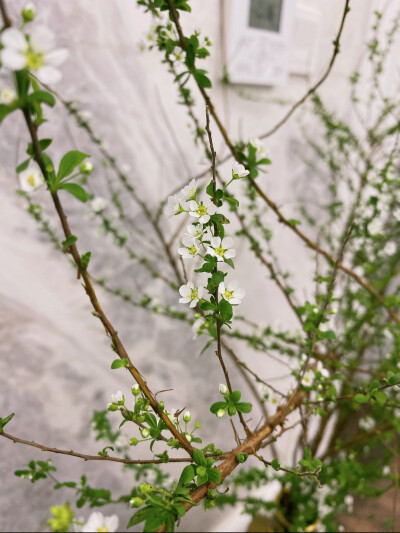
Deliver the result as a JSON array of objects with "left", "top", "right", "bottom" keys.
[{"left": 1, "top": 1, "right": 400, "bottom": 532}]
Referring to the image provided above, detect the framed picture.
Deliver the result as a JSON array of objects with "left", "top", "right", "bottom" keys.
[
  {"left": 225, "top": 0, "right": 321, "bottom": 86},
  {"left": 226, "top": 0, "right": 295, "bottom": 86}
]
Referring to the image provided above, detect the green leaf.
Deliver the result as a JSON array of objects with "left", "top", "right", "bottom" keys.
[
  {"left": 199, "top": 300, "right": 215, "bottom": 311},
  {"left": 218, "top": 299, "right": 233, "bottom": 322},
  {"left": 207, "top": 468, "right": 221, "bottom": 484},
  {"left": 111, "top": 358, "right": 129, "bottom": 369},
  {"left": 210, "top": 401, "right": 227, "bottom": 414},
  {"left": 193, "top": 448, "right": 207, "bottom": 467},
  {"left": 28, "top": 90, "right": 56, "bottom": 107},
  {"left": 354, "top": 393, "right": 369, "bottom": 404},
  {"left": 388, "top": 374, "right": 400, "bottom": 386},
  {"left": 178, "top": 465, "right": 195, "bottom": 486},
  {"left": 57, "top": 150, "right": 90, "bottom": 180},
  {"left": 59, "top": 183, "right": 88, "bottom": 202},
  {"left": 127, "top": 507, "right": 152, "bottom": 528},
  {"left": 193, "top": 69, "right": 212, "bottom": 88},
  {"left": 27, "top": 138, "right": 52, "bottom": 156},
  {"left": 372, "top": 390, "right": 387, "bottom": 405},
  {"left": 61, "top": 235, "right": 77, "bottom": 252},
  {"left": 229, "top": 390, "right": 241, "bottom": 404},
  {"left": 16, "top": 158, "right": 31, "bottom": 173},
  {"left": 236, "top": 402, "right": 252, "bottom": 414},
  {"left": 0, "top": 413, "right": 15, "bottom": 431},
  {"left": 81, "top": 252, "right": 91, "bottom": 268},
  {"left": 224, "top": 257, "right": 235, "bottom": 269},
  {"left": 271, "top": 458, "right": 280, "bottom": 471}
]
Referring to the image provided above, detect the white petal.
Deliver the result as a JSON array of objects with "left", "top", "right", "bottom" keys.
[
  {"left": 219, "top": 282, "right": 225, "bottom": 294},
  {"left": 197, "top": 287, "right": 204, "bottom": 298},
  {"left": 235, "top": 288, "right": 245, "bottom": 299},
  {"left": 182, "top": 235, "right": 195, "bottom": 247},
  {"left": 216, "top": 255, "right": 224, "bottom": 261},
  {"left": 230, "top": 298, "right": 241, "bottom": 305},
  {"left": 2, "top": 28, "right": 26, "bottom": 51},
  {"left": 179, "top": 297, "right": 190, "bottom": 303},
  {"left": 30, "top": 25, "right": 55, "bottom": 52},
  {"left": 189, "top": 300, "right": 197, "bottom": 308},
  {"left": 199, "top": 214, "right": 210, "bottom": 224},
  {"left": 188, "top": 200, "right": 198, "bottom": 210},
  {"left": 187, "top": 281, "right": 194, "bottom": 289},
  {"left": 206, "top": 247, "right": 215, "bottom": 256},
  {"left": 1, "top": 49, "right": 26, "bottom": 70},
  {"left": 222, "top": 237, "right": 233, "bottom": 249},
  {"left": 36, "top": 65, "right": 62, "bottom": 84},
  {"left": 179, "top": 285, "right": 189, "bottom": 297},
  {"left": 104, "top": 515, "right": 119, "bottom": 532},
  {"left": 46, "top": 48, "right": 69, "bottom": 66},
  {"left": 227, "top": 280, "right": 239, "bottom": 290},
  {"left": 210, "top": 236, "right": 221, "bottom": 248},
  {"left": 178, "top": 247, "right": 186, "bottom": 256},
  {"left": 189, "top": 211, "right": 199, "bottom": 218},
  {"left": 224, "top": 249, "right": 236, "bottom": 259}
]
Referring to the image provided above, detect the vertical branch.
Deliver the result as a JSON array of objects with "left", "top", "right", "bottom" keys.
[{"left": 205, "top": 107, "right": 251, "bottom": 437}]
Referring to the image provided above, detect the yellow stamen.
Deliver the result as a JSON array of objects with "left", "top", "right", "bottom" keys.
[
  {"left": 189, "top": 289, "right": 198, "bottom": 301},
  {"left": 196, "top": 204, "right": 207, "bottom": 217},
  {"left": 25, "top": 48, "right": 44, "bottom": 70},
  {"left": 214, "top": 245, "right": 225, "bottom": 257},
  {"left": 188, "top": 245, "right": 197, "bottom": 256},
  {"left": 28, "top": 175, "right": 35, "bottom": 186},
  {"left": 223, "top": 289, "right": 234, "bottom": 300}
]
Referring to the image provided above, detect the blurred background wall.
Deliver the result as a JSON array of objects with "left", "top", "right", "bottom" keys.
[{"left": 0, "top": 0, "right": 398, "bottom": 531}]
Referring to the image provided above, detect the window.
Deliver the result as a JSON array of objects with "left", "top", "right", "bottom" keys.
[{"left": 248, "top": 0, "right": 283, "bottom": 32}]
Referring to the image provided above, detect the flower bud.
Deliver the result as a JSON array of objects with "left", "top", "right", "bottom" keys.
[
  {"left": 185, "top": 433, "right": 192, "bottom": 442},
  {"left": 131, "top": 384, "right": 141, "bottom": 396},
  {"left": 130, "top": 497, "right": 145, "bottom": 508},
  {"left": 130, "top": 438, "right": 139, "bottom": 446},
  {"left": 195, "top": 421, "right": 201, "bottom": 428},
  {"left": 216, "top": 409, "right": 225, "bottom": 418},
  {"left": 80, "top": 161, "right": 94, "bottom": 175},
  {"left": 0, "top": 87, "right": 17, "bottom": 105},
  {"left": 138, "top": 483, "right": 151, "bottom": 496},
  {"left": 219, "top": 384, "right": 228, "bottom": 394},
  {"left": 158, "top": 401, "right": 165, "bottom": 410},
  {"left": 140, "top": 428, "right": 150, "bottom": 438},
  {"left": 183, "top": 410, "right": 191, "bottom": 422},
  {"left": 22, "top": 2, "right": 36, "bottom": 22},
  {"left": 236, "top": 453, "right": 248, "bottom": 463}
]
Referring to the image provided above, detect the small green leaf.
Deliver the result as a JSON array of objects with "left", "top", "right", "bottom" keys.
[
  {"left": 178, "top": 465, "right": 195, "bottom": 486},
  {"left": 236, "top": 402, "right": 252, "bottom": 414},
  {"left": 193, "top": 448, "right": 207, "bottom": 467},
  {"left": 59, "top": 183, "right": 88, "bottom": 202},
  {"left": 207, "top": 468, "right": 221, "bottom": 484},
  {"left": 354, "top": 393, "right": 369, "bottom": 404},
  {"left": 210, "top": 401, "right": 227, "bottom": 414},
  {"left": 61, "top": 235, "right": 77, "bottom": 252},
  {"left": 57, "top": 150, "right": 90, "bottom": 180},
  {"left": 111, "top": 358, "right": 129, "bottom": 369},
  {"left": 28, "top": 90, "right": 56, "bottom": 107},
  {"left": 16, "top": 159, "right": 31, "bottom": 173},
  {"left": 271, "top": 458, "right": 280, "bottom": 471},
  {"left": 229, "top": 390, "right": 241, "bottom": 404},
  {"left": 0, "top": 413, "right": 15, "bottom": 431}
]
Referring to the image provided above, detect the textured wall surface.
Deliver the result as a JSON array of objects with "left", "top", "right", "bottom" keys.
[{"left": 0, "top": 0, "right": 391, "bottom": 531}]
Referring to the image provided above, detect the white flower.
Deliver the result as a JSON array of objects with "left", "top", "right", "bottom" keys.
[
  {"left": 368, "top": 218, "right": 383, "bottom": 236},
  {"left": 91, "top": 197, "right": 107, "bottom": 213},
  {"left": 316, "top": 361, "right": 329, "bottom": 378},
  {"left": 216, "top": 409, "right": 225, "bottom": 418},
  {"left": 185, "top": 223, "right": 206, "bottom": 239},
  {"left": 344, "top": 495, "right": 354, "bottom": 512},
  {"left": 131, "top": 384, "right": 141, "bottom": 395},
  {"left": 188, "top": 197, "right": 217, "bottom": 224},
  {"left": 185, "top": 433, "right": 192, "bottom": 442},
  {"left": 141, "top": 427, "right": 150, "bottom": 438},
  {"left": 219, "top": 384, "right": 228, "bottom": 394},
  {"left": 178, "top": 236, "right": 200, "bottom": 259},
  {"left": 168, "top": 47, "right": 184, "bottom": 63},
  {"left": 109, "top": 391, "right": 124, "bottom": 405},
  {"left": 19, "top": 166, "right": 44, "bottom": 192},
  {"left": 383, "top": 241, "right": 396, "bottom": 255},
  {"left": 0, "top": 87, "right": 17, "bottom": 104},
  {"left": 301, "top": 369, "right": 315, "bottom": 387},
  {"left": 1, "top": 26, "right": 68, "bottom": 84},
  {"left": 250, "top": 138, "right": 266, "bottom": 157},
  {"left": 359, "top": 416, "right": 375, "bottom": 431},
  {"left": 179, "top": 281, "right": 203, "bottom": 308},
  {"left": 394, "top": 208, "right": 400, "bottom": 222},
  {"left": 192, "top": 317, "right": 205, "bottom": 339},
  {"left": 183, "top": 410, "right": 191, "bottom": 422},
  {"left": 81, "top": 512, "right": 119, "bottom": 533},
  {"left": 164, "top": 194, "right": 186, "bottom": 217},
  {"left": 218, "top": 280, "right": 245, "bottom": 305},
  {"left": 181, "top": 178, "right": 199, "bottom": 201},
  {"left": 232, "top": 161, "right": 249, "bottom": 178},
  {"left": 383, "top": 465, "right": 391, "bottom": 476},
  {"left": 207, "top": 236, "right": 236, "bottom": 262}
]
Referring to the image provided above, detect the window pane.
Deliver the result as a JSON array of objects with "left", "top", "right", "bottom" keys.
[{"left": 248, "top": 0, "right": 283, "bottom": 32}]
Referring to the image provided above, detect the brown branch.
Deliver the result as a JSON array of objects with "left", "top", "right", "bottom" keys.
[
  {"left": 259, "top": 0, "right": 351, "bottom": 140},
  {"left": 19, "top": 105, "right": 194, "bottom": 457},
  {"left": 0, "top": 431, "right": 194, "bottom": 465},
  {"left": 205, "top": 106, "right": 251, "bottom": 438},
  {"left": 0, "top": 0, "right": 11, "bottom": 28}
]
